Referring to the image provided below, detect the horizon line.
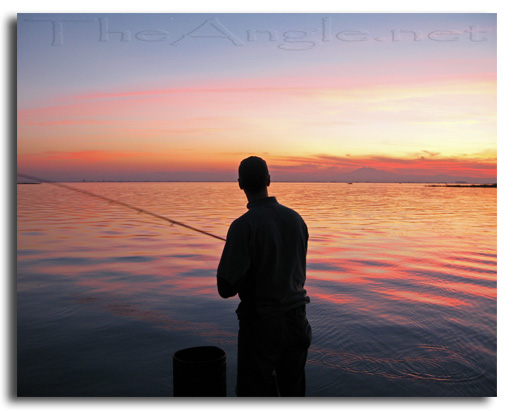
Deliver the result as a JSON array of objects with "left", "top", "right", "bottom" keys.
[{"left": 17, "top": 180, "right": 497, "bottom": 184}]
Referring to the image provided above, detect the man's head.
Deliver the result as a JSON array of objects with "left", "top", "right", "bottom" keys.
[{"left": 238, "top": 156, "right": 270, "bottom": 194}]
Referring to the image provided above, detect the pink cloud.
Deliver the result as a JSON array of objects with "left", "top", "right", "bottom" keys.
[
  {"left": 44, "top": 66, "right": 496, "bottom": 109},
  {"left": 18, "top": 69, "right": 496, "bottom": 131},
  {"left": 272, "top": 153, "right": 497, "bottom": 179}
]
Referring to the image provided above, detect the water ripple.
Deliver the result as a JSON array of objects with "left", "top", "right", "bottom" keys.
[
  {"left": 392, "top": 345, "right": 485, "bottom": 382},
  {"left": 309, "top": 344, "right": 484, "bottom": 384}
]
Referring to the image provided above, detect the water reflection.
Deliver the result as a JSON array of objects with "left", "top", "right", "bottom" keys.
[{"left": 17, "top": 182, "right": 496, "bottom": 396}]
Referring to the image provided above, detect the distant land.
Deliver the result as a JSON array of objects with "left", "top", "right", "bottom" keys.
[
  {"left": 16, "top": 167, "right": 497, "bottom": 184},
  {"left": 426, "top": 183, "right": 496, "bottom": 188},
  {"left": 321, "top": 167, "right": 497, "bottom": 184}
]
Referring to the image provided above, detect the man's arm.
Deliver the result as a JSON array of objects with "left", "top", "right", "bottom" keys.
[
  {"left": 217, "top": 219, "right": 251, "bottom": 299},
  {"left": 217, "top": 276, "right": 239, "bottom": 299}
]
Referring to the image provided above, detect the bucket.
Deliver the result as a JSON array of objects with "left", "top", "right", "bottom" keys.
[{"left": 173, "top": 346, "right": 226, "bottom": 397}]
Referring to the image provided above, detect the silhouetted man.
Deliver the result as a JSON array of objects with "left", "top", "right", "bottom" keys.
[{"left": 217, "top": 156, "right": 312, "bottom": 397}]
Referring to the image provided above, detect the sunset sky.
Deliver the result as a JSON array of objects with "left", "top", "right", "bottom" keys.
[{"left": 17, "top": 13, "right": 497, "bottom": 182}]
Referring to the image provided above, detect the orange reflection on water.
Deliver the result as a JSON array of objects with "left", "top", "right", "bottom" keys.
[
  {"left": 376, "top": 289, "right": 471, "bottom": 308},
  {"left": 311, "top": 290, "right": 362, "bottom": 306},
  {"left": 19, "top": 183, "right": 496, "bottom": 312},
  {"left": 423, "top": 280, "right": 496, "bottom": 300}
]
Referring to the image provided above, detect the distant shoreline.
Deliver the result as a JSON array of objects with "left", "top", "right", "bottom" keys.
[
  {"left": 425, "top": 183, "right": 497, "bottom": 188},
  {"left": 18, "top": 181, "right": 497, "bottom": 185}
]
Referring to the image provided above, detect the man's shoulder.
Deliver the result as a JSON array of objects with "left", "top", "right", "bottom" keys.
[
  {"left": 275, "top": 202, "right": 305, "bottom": 222},
  {"left": 229, "top": 210, "right": 252, "bottom": 229},
  {"left": 231, "top": 198, "right": 306, "bottom": 227}
]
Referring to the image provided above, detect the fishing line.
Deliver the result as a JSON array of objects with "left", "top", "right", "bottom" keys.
[
  {"left": 17, "top": 173, "right": 227, "bottom": 242},
  {"left": 18, "top": 173, "right": 234, "bottom": 347}
]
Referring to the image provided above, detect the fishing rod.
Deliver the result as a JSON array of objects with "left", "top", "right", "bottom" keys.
[{"left": 17, "top": 173, "right": 227, "bottom": 242}]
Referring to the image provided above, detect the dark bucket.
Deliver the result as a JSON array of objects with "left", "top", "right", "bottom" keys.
[{"left": 173, "top": 346, "right": 226, "bottom": 397}]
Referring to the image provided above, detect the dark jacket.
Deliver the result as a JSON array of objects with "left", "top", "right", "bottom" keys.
[{"left": 217, "top": 196, "right": 310, "bottom": 318}]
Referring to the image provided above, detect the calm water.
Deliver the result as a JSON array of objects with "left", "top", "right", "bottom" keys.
[{"left": 17, "top": 182, "right": 497, "bottom": 396}]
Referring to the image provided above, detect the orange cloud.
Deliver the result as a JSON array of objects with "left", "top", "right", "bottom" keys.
[
  {"left": 272, "top": 153, "right": 496, "bottom": 179},
  {"left": 17, "top": 147, "right": 497, "bottom": 182}
]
